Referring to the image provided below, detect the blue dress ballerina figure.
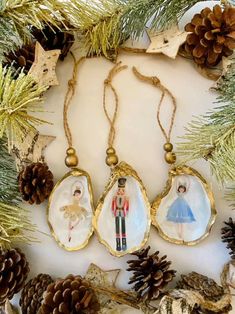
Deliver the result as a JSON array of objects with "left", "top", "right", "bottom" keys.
[{"left": 166, "top": 184, "right": 196, "bottom": 239}]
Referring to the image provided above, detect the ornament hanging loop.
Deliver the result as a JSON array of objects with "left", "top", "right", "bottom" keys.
[
  {"left": 103, "top": 62, "right": 127, "bottom": 167},
  {"left": 132, "top": 66, "right": 177, "bottom": 165},
  {"left": 63, "top": 54, "right": 85, "bottom": 168}
]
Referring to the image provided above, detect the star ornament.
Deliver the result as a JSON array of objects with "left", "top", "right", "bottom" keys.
[
  {"left": 147, "top": 25, "right": 189, "bottom": 59},
  {"left": 11, "top": 131, "right": 56, "bottom": 170},
  {"left": 28, "top": 41, "right": 60, "bottom": 87}
]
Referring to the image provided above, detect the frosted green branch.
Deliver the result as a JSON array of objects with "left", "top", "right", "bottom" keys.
[
  {"left": 0, "top": 137, "right": 21, "bottom": 204},
  {"left": 0, "top": 0, "right": 216, "bottom": 60},
  {"left": 0, "top": 201, "right": 36, "bottom": 249},
  {"left": 178, "top": 61, "right": 235, "bottom": 187},
  {"left": 0, "top": 65, "right": 48, "bottom": 146}
]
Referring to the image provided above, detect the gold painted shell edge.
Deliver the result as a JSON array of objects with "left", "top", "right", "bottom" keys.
[
  {"left": 93, "top": 161, "right": 152, "bottom": 257},
  {"left": 151, "top": 165, "right": 217, "bottom": 246},
  {"left": 47, "top": 168, "right": 95, "bottom": 251}
]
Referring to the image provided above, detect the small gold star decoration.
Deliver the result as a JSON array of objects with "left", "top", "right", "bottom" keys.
[
  {"left": 147, "top": 25, "right": 188, "bottom": 59},
  {"left": 85, "top": 263, "right": 139, "bottom": 311},
  {"left": 11, "top": 131, "right": 56, "bottom": 170},
  {"left": 28, "top": 42, "right": 60, "bottom": 87}
]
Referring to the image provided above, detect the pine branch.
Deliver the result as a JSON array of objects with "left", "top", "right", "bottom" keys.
[
  {"left": 0, "top": 0, "right": 71, "bottom": 34},
  {"left": 71, "top": 0, "right": 127, "bottom": 57},
  {"left": 0, "top": 138, "right": 21, "bottom": 204},
  {"left": 123, "top": 0, "right": 207, "bottom": 39},
  {"left": 0, "top": 65, "right": 48, "bottom": 147},
  {"left": 178, "top": 61, "right": 235, "bottom": 186},
  {"left": 0, "top": 201, "right": 36, "bottom": 249},
  {"left": 0, "top": 0, "right": 81, "bottom": 59},
  {"left": 0, "top": 0, "right": 214, "bottom": 60},
  {"left": 226, "top": 187, "right": 235, "bottom": 208}
]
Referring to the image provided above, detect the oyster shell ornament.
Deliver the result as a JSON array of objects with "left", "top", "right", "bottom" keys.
[
  {"left": 93, "top": 62, "right": 151, "bottom": 257},
  {"left": 132, "top": 67, "right": 216, "bottom": 246},
  {"left": 48, "top": 165, "right": 94, "bottom": 251},
  {"left": 94, "top": 162, "right": 151, "bottom": 257},
  {"left": 152, "top": 166, "right": 216, "bottom": 245},
  {"left": 48, "top": 57, "right": 94, "bottom": 251}
]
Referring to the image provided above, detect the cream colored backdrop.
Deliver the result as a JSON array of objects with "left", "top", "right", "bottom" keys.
[{"left": 14, "top": 1, "right": 235, "bottom": 312}]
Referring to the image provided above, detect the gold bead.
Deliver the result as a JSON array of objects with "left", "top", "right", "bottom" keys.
[
  {"left": 106, "top": 154, "right": 118, "bottom": 166},
  {"left": 165, "top": 152, "right": 176, "bottom": 164},
  {"left": 66, "top": 147, "right": 76, "bottom": 155},
  {"left": 65, "top": 147, "right": 78, "bottom": 167},
  {"left": 163, "top": 142, "right": 173, "bottom": 152},
  {"left": 106, "top": 147, "right": 116, "bottom": 155}
]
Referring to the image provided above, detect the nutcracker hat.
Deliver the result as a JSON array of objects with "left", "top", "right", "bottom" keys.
[{"left": 118, "top": 177, "right": 127, "bottom": 188}]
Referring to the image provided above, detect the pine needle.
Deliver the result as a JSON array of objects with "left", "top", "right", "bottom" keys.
[
  {"left": 71, "top": 0, "right": 127, "bottom": 57},
  {"left": 0, "top": 201, "right": 36, "bottom": 249},
  {"left": 0, "top": 65, "right": 48, "bottom": 146},
  {"left": 0, "top": 138, "right": 37, "bottom": 249},
  {"left": 0, "top": 0, "right": 218, "bottom": 60},
  {"left": 0, "top": 137, "right": 21, "bottom": 204},
  {"left": 178, "top": 61, "right": 235, "bottom": 187}
]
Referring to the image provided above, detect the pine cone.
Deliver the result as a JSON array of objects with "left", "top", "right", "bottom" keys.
[
  {"left": 127, "top": 246, "right": 176, "bottom": 301},
  {"left": 18, "top": 162, "right": 54, "bottom": 205},
  {"left": 221, "top": 217, "right": 235, "bottom": 259},
  {"left": 177, "top": 272, "right": 224, "bottom": 302},
  {"left": 184, "top": 5, "right": 235, "bottom": 67},
  {"left": 20, "top": 273, "right": 54, "bottom": 314},
  {"left": 0, "top": 248, "right": 30, "bottom": 305},
  {"left": 4, "top": 43, "right": 36, "bottom": 74},
  {"left": 40, "top": 275, "right": 100, "bottom": 314},
  {"left": 31, "top": 25, "right": 75, "bottom": 60}
]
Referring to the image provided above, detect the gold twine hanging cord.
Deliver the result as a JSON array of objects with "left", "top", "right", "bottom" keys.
[
  {"left": 132, "top": 66, "right": 177, "bottom": 165},
  {"left": 63, "top": 54, "right": 85, "bottom": 168},
  {"left": 103, "top": 61, "right": 128, "bottom": 167}
]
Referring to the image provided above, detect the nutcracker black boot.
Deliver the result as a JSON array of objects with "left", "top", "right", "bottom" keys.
[
  {"left": 116, "top": 238, "right": 121, "bottom": 251},
  {"left": 122, "top": 237, "right": 127, "bottom": 251}
]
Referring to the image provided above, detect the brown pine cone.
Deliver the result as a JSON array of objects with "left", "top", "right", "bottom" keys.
[
  {"left": 4, "top": 43, "right": 36, "bottom": 74},
  {"left": 0, "top": 248, "right": 30, "bottom": 305},
  {"left": 20, "top": 273, "right": 54, "bottom": 314},
  {"left": 31, "top": 25, "right": 75, "bottom": 60},
  {"left": 18, "top": 162, "right": 54, "bottom": 205},
  {"left": 177, "top": 272, "right": 224, "bottom": 302},
  {"left": 221, "top": 217, "right": 235, "bottom": 259},
  {"left": 184, "top": 5, "right": 235, "bottom": 67},
  {"left": 40, "top": 275, "right": 100, "bottom": 314},
  {"left": 127, "top": 246, "right": 176, "bottom": 301}
]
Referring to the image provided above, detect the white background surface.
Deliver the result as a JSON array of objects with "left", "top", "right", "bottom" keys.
[{"left": 15, "top": 1, "right": 235, "bottom": 312}]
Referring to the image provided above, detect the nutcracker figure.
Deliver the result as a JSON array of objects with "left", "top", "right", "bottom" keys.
[{"left": 112, "top": 178, "right": 129, "bottom": 251}]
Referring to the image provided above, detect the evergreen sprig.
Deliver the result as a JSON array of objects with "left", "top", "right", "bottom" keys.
[
  {"left": 0, "top": 137, "right": 36, "bottom": 248},
  {"left": 0, "top": 0, "right": 80, "bottom": 59},
  {"left": 0, "top": 0, "right": 215, "bottom": 60},
  {"left": 78, "top": 0, "right": 209, "bottom": 56},
  {"left": 0, "top": 201, "right": 36, "bottom": 249},
  {"left": 74, "top": 0, "right": 126, "bottom": 57},
  {"left": 123, "top": 0, "right": 206, "bottom": 39},
  {"left": 0, "top": 65, "right": 48, "bottom": 146},
  {"left": 178, "top": 61, "right": 235, "bottom": 187},
  {"left": 0, "top": 137, "right": 21, "bottom": 204}
]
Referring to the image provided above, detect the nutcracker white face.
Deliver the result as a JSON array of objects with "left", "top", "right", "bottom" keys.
[
  {"left": 151, "top": 166, "right": 217, "bottom": 245},
  {"left": 93, "top": 162, "right": 151, "bottom": 257},
  {"left": 48, "top": 169, "right": 94, "bottom": 251}
]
